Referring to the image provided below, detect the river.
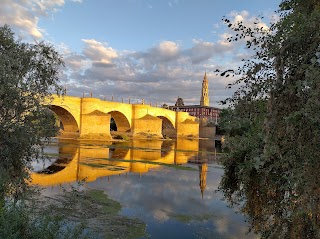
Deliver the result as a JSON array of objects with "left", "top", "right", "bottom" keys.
[{"left": 31, "top": 138, "right": 258, "bottom": 239}]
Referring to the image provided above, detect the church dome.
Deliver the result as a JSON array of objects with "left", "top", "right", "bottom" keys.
[{"left": 175, "top": 96, "right": 184, "bottom": 106}]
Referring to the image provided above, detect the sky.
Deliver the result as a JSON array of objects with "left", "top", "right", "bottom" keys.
[{"left": 1, "top": 0, "right": 281, "bottom": 107}]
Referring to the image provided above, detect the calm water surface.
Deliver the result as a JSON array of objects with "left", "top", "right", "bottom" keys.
[{"left": 32, "top": 138, "right": 258, "bottom": 239}]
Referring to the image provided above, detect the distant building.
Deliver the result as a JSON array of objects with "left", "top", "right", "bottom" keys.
[{"left": 169, "top": 72, "right": 221, "bottom": 124}]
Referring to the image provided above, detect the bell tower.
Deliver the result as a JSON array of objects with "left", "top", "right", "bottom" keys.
[{"left": 200, "top": 72, "right": 209, "bottom": 106}]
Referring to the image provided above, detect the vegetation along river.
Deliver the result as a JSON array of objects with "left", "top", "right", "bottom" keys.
[{"left": 31, "top": 138, "right": 258, "bottom": 239}]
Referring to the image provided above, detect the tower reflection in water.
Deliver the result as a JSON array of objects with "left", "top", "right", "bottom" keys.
[{"left": 31, "top": 138, "right": 216, "bottom": 197}]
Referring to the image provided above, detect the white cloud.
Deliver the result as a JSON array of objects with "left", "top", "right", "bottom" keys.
[
  {"left": 0, "top": 0, "right": 81, "bottom": 40},
  {"left": 82, "top": 39, "right": 118, "bottom": 64},
  {"left": 218, "top": 32, "right": 233, "bottom": 46},
  {"left": 186, "top": 39, "right": 233, "bottom": 64},
  {"left": 32, "top": 0, "right": 65, "bottom": 16},
  {"left": 1, "top": 1, "right": 271, "bottom": 108},
  {"left": 59, "top": 36, "right": 239, "bottom": 107},
  {"left": 64, "top": 53, "right": 89, "bottom": 71},
  {"left": 132, "top": 40, "right": 182, "bottom": 69},
  {"left": 228, "top": 10, "right": 269, "bottom": 32},
  {"left": 168, "top": 0, "right": 179, "bottom": 8},
  {"left": 157, "top": 41, "right": 179, "bottom": 57}
]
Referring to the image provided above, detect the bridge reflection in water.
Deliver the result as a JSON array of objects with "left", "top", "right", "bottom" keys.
[{"left": 31, "top": 139, "right": 217, "bottom": 197}]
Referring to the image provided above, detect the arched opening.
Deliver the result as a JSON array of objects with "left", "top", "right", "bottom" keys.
[
  {"left": 37, "top": 156, "right": 70, "bottom": 174},
  {"left": 157, "top": 116, "right": 176, "bottom": 138},
  {"left": 49, "top": 105, "right": 79, "bottom": 137},
  {"left": 59, "top": 121, "right": 64, "bottom": 130},
  {"left": 110, "top": 118, "right": 117, "bottom": 131},
  {"left": 109, "top": 144, "right": 130, "bottom": 159},
  {"left": 108, "top": 111, "right": 131, "bottom": 135},
  {"left": 161, "top": 140, "right": 174, "bottom": 157},
  {"left": 34, "top": 140, "right": 78, "bottom": 174}
]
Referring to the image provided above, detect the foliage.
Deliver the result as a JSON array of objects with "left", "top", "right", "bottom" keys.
[
  {"left": 0, "top": 24, "right": 63, "bottom": 200},
  {"left": 0, "top": 25, "right": 147, "bottom": 239},
  {"left": 0, "top": 200, "right": 89, "bottom": 239},
  {"left": 218, "top": 1, "right": 320, "bottom": 238},
  {"left": 161, "top": 103, "right": 169, "bottom": 109}
]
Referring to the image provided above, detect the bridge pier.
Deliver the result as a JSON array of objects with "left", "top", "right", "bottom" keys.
[
  {"left": 131, "top": 104, "right": 163, "bottom": 138},
  {"left": 80, "top": 98, "right": 112, "bottom": 140},
  {"left": 80, "top": 111, "right": 112, "bottom": 140},
  {"left": 176, "top": 112, "right": 199, "bottom": 138}
]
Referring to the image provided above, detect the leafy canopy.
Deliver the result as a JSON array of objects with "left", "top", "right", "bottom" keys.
[
  {"left": 0, "top": 25, "right": 63, "bottom": 200},
  {"left": 218, "top": 0, "right": 320, "bottom": 238}
]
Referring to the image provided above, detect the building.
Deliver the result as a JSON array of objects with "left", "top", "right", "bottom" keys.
[{"left": 169, "top": 72, "right": 222, "bottom": 125}]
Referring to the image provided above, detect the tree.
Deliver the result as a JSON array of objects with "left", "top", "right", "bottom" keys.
[
  {"left": 218, "top": 1, "right": 320, "bottom": 238},
  {"left": 0, "top": 25, "right": 63, "bottom": 201},
  {"left": 161, "top": 103, "right": 169, "bottom": 109}
]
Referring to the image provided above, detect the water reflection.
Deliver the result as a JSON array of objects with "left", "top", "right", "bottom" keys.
[
  {"left": 31, "top": 139, "right": 215, "bottom": 198},
  {"left": 32, "top": 139, "right": 258, "bottom": 239}
]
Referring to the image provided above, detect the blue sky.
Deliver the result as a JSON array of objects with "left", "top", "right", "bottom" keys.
[{"left": 1, "top": 0, "right": 280, "bottom": 107}]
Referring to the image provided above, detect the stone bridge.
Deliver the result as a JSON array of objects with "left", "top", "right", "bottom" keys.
[{"left": 47, "top": 95, "right": 199, "bottom": 140}]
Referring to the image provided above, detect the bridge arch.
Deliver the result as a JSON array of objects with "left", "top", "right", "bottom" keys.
[
  {"left": 161, "top": 140, "right": 175, "bottom": 157},
  {"left": 157, "top": 116, "right": 176, "bottom": 138},
  {"left": 107, "top": 110, "right": 131, "bottom": 133},
  {"left": 49, "top": 105, "right": 79, "bottom": 136},
  {"left": 31, "top": 141, "right": 132, "bottom": 185},
  {"left": 35, "top": 140, "right": 78, "bottom": 174},
  {"left": 47, "top": 95, "right": 199, "bottom": 140}
]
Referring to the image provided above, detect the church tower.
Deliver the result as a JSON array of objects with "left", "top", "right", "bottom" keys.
[{"left": 200, "top": 72, "right": 209, "bottom": 106}]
